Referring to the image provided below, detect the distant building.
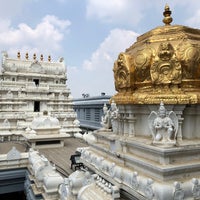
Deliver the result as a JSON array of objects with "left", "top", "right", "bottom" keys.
[
  {"left": 0, "top": 52, "right": 80, "bottom": 148},
  {"left": 73, "top": 93, "right": 112, "bottom": 131}
]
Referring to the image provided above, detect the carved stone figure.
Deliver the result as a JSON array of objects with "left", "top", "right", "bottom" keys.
[
  {"left": 148, "top": 101, "right": 178, "bottom": 144},
  {"left": 173, "top": 182, "right": 184, "bottom": 200},
  {"left": 110, "top": 101, "right": 119, "bottom": 134},
  {"left": 192, "top": 178, "right": 200, "bottom": 199},
  {"left": 2, "top": 119, "right": 10, "bottom": 128},
  {"left": 144, "top": 178, "right": 154, "bottom": 200},
  {"left": 101, "top": 104, "right": 111, "bottom": 129},
  {"left": 7, "top": 90, "right": 13, "bottom": 98}
]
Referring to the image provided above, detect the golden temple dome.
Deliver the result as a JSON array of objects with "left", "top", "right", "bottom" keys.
[{"left": 112, "top": 5, "right": 200, "bottom": 105}]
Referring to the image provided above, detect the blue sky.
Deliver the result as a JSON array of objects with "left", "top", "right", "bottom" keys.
[{"left": 1, "top": 0, "right": 200, "bottom": 97}]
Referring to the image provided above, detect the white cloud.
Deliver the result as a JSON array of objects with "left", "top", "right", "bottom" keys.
[
  {"left": 83, "top": 28, "right": 138, "bottom": 70},
  {"left": 68, "top": 28, "right": 138, "bottom": 98},
  {"left": 86, "top": 0, "right": 144, "bottom": 26},
  {"left": 0, "top": 15, "right": 71, "bottom": 60},
  {"left": 185, "top": 9, "right": 200, "bottom": 28},
  {"left": 86, "top": 0, "right": 200, "bottom": 28}
]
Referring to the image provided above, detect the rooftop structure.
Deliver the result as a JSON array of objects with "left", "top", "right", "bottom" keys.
[{"left": 65, "top": 5, "right": 200, "bottom": 200}]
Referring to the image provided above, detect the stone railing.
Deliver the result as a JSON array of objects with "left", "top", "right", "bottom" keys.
[{"left": 26, "top": 82, "right": 49, "bottom": 91}]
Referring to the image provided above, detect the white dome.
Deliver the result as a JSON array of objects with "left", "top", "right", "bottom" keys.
[{"left": 31, "top": 115, "right": 60, "bottom": 129}]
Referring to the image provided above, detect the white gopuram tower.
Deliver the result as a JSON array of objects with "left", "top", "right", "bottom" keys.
[{"left": 0, "top": 51, "right": 80, "bottom": 148}]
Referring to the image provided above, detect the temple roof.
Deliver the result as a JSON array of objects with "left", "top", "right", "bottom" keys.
[
  {"left": 112, "top": 5, "right": 200, "bottom": 104},
  {"left": 1, "top": 51, "right": 66, "bottom": 76}
]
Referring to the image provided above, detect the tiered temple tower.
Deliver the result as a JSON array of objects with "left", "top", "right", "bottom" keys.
[
  {"left": 68, "top": 5, "right": 200, "bottom": 200},
  {"left": 0, "top": 52, "right": 80, "bottom": 147}
]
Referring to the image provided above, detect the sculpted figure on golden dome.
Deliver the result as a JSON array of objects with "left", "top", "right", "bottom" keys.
[
  {"left": 151, "top": 42, "right": 181, "bottom": 85},
  {"left": 113, "top": 52, "right": 134, "bottom": 92},
  {"left": 176, "top": 41, "right": 200, "bottom": 79},
  {"left": 133, "top": 47, "right": 152, "bottom": 82}
]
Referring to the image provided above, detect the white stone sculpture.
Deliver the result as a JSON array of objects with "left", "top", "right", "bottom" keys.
[
  {"left": 112, "top": 165, "right": 122, "bottom": 183},
  {"left": 101, "top": 159, "right": 113, "bottom": 174},
  {"left": 192, "top": 178, "right": 200, "bottom": 199},
  {"left": 148, "top": 101, "right": 178, "bottom": 145},
  {"left": 144, "top": 178, "right": 154, "bottom": 200},
  {"left": 101, "top": 103, "right": 111, "bottom": 129},
  {"left": 173, "top": 181, "right": 184, "bottom": 200},
  {"left": 2, "top": 119, "right": 10, "bottom": 128},
  {"left": 82, "top": 131, "right": 96, "bottom": 144},
  {"left": 7, "top": 90, "right": 13, "bottom": 98},
  {"left": 95, "top": 156, "right": 104, "bottom": 170},
  {"left": 110, "top": 101, "right": 119, "bottom": 134},
  {"left": 123, "top": 169, "right": 138, "bottom": 189}
]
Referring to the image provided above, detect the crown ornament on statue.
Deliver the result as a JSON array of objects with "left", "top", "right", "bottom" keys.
[{"left": 158, "top": 101, "right": 166, "bottom": 114}]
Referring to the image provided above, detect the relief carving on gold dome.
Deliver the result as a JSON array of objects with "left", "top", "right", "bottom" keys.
[
  {"left": 112, "top": 4, "right": 200, "bottom": 104},
  {"left": 113, "top": 53, "right": 134, "bottom": 92},
  {"left": 133, "top": 47, "right": 152, "bottom": 82},
  {"left": 151, "top": 42, "right": 182, "bottom": 85},
  {"left": 176, "top": 41, "right": 200, "bottom": 79}
]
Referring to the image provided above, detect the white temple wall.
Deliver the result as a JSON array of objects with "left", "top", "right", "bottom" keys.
[
  {"left": 118, "top": 105, "right": 153, "bottom": 137},
  {"left": 116, "top": 104, "right": 200, "bottom": 140},
  {"left": 182, "top": 105, "right": 200, "bottom": 139}
]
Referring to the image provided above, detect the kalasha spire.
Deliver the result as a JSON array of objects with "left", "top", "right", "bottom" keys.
[{"left": 162, "top": 4, "right": 173, "bottom": 25}]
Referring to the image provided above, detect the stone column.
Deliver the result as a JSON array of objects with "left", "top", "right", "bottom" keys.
[
  {"left": 177, "top": 116, "right": 184, "bottom": 141},
  {"left": 123, "top": 114, "right": 129, "bottom": 136},
  {"left": 173, "top": 104, "right": 185, "bottom": 141},
  {"left": 127, "top": 114, "right": 136, "bottom": 137},
  {"left": 118, "top": 113, "right": 124, "bottom": 136}
]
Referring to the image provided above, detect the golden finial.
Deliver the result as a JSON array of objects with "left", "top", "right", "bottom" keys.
[
  {"left": 25, "top": 52, "right": 29, "bottom": 60},
  {"left": 17, "top": 52, "right": 20, "bottom": 59},
  {"left": 33, "top": 53, "right": 36, "bottom": 60},
  {"left": 48, "top": 55, "right": 51, "bottom": 62},
  {"left": 40, "top": 54, "right": 43, "bottom": 61},
  {"left": 163, "top": 4, "right": 173, "bottom": 25}
]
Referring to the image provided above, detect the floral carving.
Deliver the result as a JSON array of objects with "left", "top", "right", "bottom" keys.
[
  {"left": 176, "top": 41, "right": 200, "bottom": 79},
  {"left": 113, "top": 53, "right": 134, "bottom": 92},
  {"left": 151, "top": 42, "right": 182, "bottom": 85},
  {"left": 134, "top": 47, "right": 152, "bottom": 82}
]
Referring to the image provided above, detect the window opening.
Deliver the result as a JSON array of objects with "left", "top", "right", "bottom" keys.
[
  {"left": 33, "top": 79, "right": 39, "bottom": 86},
  {"left": 34, "top": 101, "right": 40, "bottom": 112}
]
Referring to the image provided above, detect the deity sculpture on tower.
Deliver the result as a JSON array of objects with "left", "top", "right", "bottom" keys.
[
  {"left": 110, "top": 101, "right": 119, "bottom": 134},
  {"left": 101, "top": 104, "right": 111, "bottom": 130},
  {"left": 148, "top": 102, "right": 178, "bottom": 145}
]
